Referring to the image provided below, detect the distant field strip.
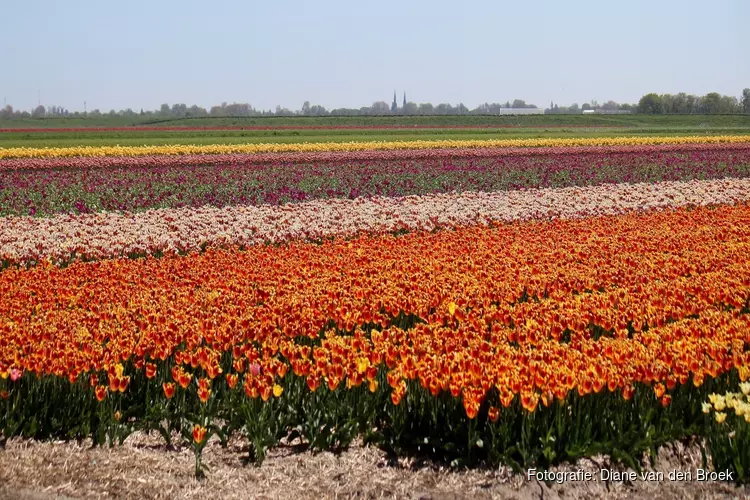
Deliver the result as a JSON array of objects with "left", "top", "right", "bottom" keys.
[
  {"left": 3, "top": 142, "right": 750, "bottom": 171},
  {"left": 0, "top": 125, "right": 633, "bottom": 133},
  {"left": 2, "top": 135, "right": 750, "bottom": 159}
]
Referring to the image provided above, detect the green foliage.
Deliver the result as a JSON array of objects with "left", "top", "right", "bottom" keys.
[
  {"left": 0, "top": 367, "right": 740, "bottom": 476},
  {"left": 2, "top": 114, "right": 750, "bottom": 132},
  {"left": 705, "top": 416, "right": 750, "bottom": 483},
  {"left": 638, "top": 94, "right": 664, "bottom": 115},
  {"left": 703, "top": 387, "right": 750, "bottom": 484}
]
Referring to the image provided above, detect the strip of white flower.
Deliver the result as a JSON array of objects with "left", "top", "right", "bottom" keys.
[{"left": 2, "top": 177, "right": 750, "bottom": 266}]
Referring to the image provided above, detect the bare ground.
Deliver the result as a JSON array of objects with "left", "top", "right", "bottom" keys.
[{"left": 0, "top": 433, "right": 747, "bottom": 500}]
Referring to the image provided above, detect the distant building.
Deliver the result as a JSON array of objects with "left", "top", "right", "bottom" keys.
[
  {"left": 391, "top": 91, "right": 398, "bottom": 114},
  {"left": 593, "top": 109, "right": 631, "bottom": 114},
  {"left": 494, "top": 108, "right": 545, "bottom": 115}
]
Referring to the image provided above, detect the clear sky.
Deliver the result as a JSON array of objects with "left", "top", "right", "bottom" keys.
[{"left": 1, "top": 0, "right": 748, "bottom": 113}]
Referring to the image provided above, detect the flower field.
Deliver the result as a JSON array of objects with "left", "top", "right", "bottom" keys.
[
  {"left": 2, "top": 134, "right": 750, "bottom": 159},
  {"left": 1, "top": 133, "right": 750, "bottom": 481}
]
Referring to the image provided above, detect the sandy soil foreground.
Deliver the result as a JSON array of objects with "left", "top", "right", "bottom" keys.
[{"left": 0, "top": 433, "right": 747, "bottom": 500}]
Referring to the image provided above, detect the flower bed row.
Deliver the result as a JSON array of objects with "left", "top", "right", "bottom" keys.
[
  {"left": 2, "top": 142, "right": 749, "bottom": 172},
  {"left": 1, "top": 205, "right": 749, "bottom": 472},
  {"left": 2, "top": 203, "right": 749, "bottom": 391},
  {"left": 2, "top": 178, "right": 750, "bottom": 268},
  {"left": 3, "top": 147, "right": 750, "bottom": 217},
  {"left": 2, "top": 135, "right": 749, "bottom": 159}
]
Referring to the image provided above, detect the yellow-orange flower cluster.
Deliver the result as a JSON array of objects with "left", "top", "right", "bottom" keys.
[
  {"left": 1, "top": 203, "right": 749, "bottom": 418},
  {"left": 1, "top": 135, "right": 749, "bottom": 159}
]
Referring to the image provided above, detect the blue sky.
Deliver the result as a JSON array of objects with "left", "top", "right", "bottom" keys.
[{"left": 1, "top": 0, "right": 748, "bottom": 112}]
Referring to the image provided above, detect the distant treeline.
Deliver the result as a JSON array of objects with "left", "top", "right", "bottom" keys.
[
  {"left": 1, "top": 89, "right": 748, "bottom": 119},
  {"left": 636, "top": 90, "right": 750, "bottom": 115},
  {"left": 0, "top": 99, "right": 538, "bottom": 119}
]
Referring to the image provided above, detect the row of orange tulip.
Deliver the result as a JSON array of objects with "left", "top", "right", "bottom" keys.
[{"left": 1, "top": 203, "right": 749, "bottom": 416}]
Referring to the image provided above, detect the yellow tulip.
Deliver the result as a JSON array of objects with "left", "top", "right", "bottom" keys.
[{"left": 2, "top": 135, "right": 750, "bottom": 159}]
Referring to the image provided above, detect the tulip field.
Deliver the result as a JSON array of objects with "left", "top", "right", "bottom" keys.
[{"left": 2, "top": 126, "right": 750, "bottom": 484}]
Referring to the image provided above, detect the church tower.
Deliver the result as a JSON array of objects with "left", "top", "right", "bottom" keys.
[
  {"left": 391, "top": 90, "right": 398, "bottom": 113},
  {"left": 403, "top": 91, "right": 406, "bottom": 109}
]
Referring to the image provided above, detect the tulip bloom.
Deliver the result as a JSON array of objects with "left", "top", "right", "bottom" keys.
[
  {"left": 162, "top": 382, "right": 176, "bottom": 399},
  {"left": 192, "top": 425, "right": 207, "bottom": 444},
  {"left": 95, "top": 385, "right": 108, "bottom": 402}
]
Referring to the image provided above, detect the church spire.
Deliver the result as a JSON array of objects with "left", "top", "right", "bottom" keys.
[
  {"left": 391, "top": 90, "right": 398, "bottom": 113},
  {"left": 403, "top": 91, "right": 406, "bottom": 109}
]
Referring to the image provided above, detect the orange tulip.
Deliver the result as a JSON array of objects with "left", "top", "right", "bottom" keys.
[
  {"left": 654, "top": 383, "right": 666, "bottom": 399},
  {"left": 198, "top": 386, "right": 211, "bottom": 404},
  {"left": 95, "top": 385, "right": 108, "bottom": 402},
  {"left": 178, "top": 372, "right": 192, "bottom": 390},
  {"left": 192, "top": 425, "right": 207, "bottom": 445},
  {"left": 488, "top": 406, "right": 500, "bottom": 423},
  {"left": 162, "top": 382, "right": 176, "bottom": 399},
  {"left": 118, "top": 376, "right": 130, "bottom": 393},
  {"left": 226, "top": 373, "right": 239, "bottom": 390}
]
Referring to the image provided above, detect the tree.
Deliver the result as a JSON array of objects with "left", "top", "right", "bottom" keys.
[
  {"left": 330, "top": 108, "right": 361, "bottom": 116},
  {"left": 473, "top": 103, "right": 490, "bottom": 114},
  {"left": 417, "top": 103, "right": 434, "bottom": 115},
  {"left": 602, "top": 100, "right": 618, "bottom": 111},
  {"left": 719, "top": 95, "right": 740, "bottom": 114},
  {"left": 274, "top": 105, "right": 294, "bottom": 116},
  {"left": 581, "top": 103, "right": 592, "bottom": 111},
  {"left": 224, "top": 103, "right": 252, "bottom": 116},
  {"left": 370, "top": 101, "right": 390, "bottom": 115},
  {"left": 700, "top": 93, "right": 721, "bottom": 114},
  {"left": 0, "top": 105, "right": 13, "bottom": 118},
  {"left": 159, "top": 103, "right": 170, "bottom": 116},
  {"left": 743, "top": 89, "right": 750, "bottom": 114},
  {"left": 309, "top": 104, "right": 328, "bottom": 116},
  {"left": 301, "top": 101, "right": 311, "bottom": 116},
  {"left": 402, "top": 102, "right": 418, "bottom": 115},
  {"left": 435, "top": 103, "right": 453, "bottom": 114},
  {"left": 32, "top": 105, "right": 46, "bottom": 118},
  {"left": 637, "top": 93, "right": 663, "bottom": 114},
  {"left": 512, "top": 99, "right": 527, "bottom": 109},
  {"left": 188, "top": 105, "right": 207, "bottom": 117},
  {"left": 171, "top": 103, "right": 187, "bottom": 117}
]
